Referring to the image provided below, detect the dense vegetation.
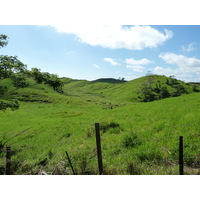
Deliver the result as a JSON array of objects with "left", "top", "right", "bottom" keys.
[{"left": 1, "top": 34, "right": 200, "bottom": 175}]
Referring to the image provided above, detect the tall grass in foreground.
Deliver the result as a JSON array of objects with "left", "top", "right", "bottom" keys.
[{"left": 1, "top": 92, "right": 200, "bottom": 174}]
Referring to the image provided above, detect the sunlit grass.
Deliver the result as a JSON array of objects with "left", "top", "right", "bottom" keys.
[{"left": 0, "top": 76, "right": 200, "bottom": 174}]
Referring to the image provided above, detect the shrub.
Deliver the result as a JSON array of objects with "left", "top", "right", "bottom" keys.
[
  {"left": 0, "top": 86, "right": 8, "bottom": 96},
  {"left": 159, "top": 87, "right": 170, "bottom": 99},
  {"left": 122, "top": 133, "right": 141, "bottom": 148},
  {"left": 11, "top": 75, "right": 29, "bottom": 88},
  {"left": 137, "top": 150, "right": 163, "bottom": 162},
  {"left": 100, "top": 122, "right": 120, "bottom": 133}
]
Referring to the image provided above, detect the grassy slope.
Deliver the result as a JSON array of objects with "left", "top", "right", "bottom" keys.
[{"left": 0, "top": 75, "right": 200, "bottom": 174}]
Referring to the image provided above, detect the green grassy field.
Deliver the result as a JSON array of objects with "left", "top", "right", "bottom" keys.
[{"left": 0, "top": 75, "right": 200, "bottom": 175}]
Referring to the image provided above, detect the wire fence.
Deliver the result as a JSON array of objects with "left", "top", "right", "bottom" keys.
[{"left": 1, "top": 123, "right": 200, "bottom": 175}]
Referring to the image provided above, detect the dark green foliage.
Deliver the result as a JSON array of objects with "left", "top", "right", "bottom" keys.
[
  {"left": 137, "top": 150, "right": 163, "bottom": 162},
  {"left": 31, "top": 68, "right": 64, "bottom": 93},
  {"left": 86, "top": 122, "right": 121, "bottom": 138},
  {"left": 0, "top": 34, "right": 8, "bottom": 48},
  {"left": 0, "top": 34, "right": 28, "bottom": 111},
  {"left": 138, "top": 75, "right": 190, "bottom": 102},
  {"left": 100, "top": 122, "right": 120, "bottom": 133},
  {"left": 192, "top": 85, "right": 200, "bottom": 92},
  {"left": 48, "top": 150, "right": 54, "bottom": 159},
  {"left": 46, "top": 74, "right": 64, "bottom": 92},
  {"left": 0, "top": 99, "right": 19, "bottom": 111},
  {"left": 122, "top": 133, "right": 141, "bottom": 148},
  {"left": 138, "top": 83, "right": 156, "bottom": 102},
  {"left": 93, "top": 78, "right": 127, "bottom": 84},
  {"left": 159, "top": 86, "right": 171, "bottom": 99},
  {"left": 11, "top": 75, "right": 29, "bottom": 88},
  {"left": 0, "top": 86, "right": 8, "bottom": 96},
  {"left": 38, "top": 158, "right": 48, "bottom": 166},
  {"left": 0, "top": 55, "right": 27, "bottom": 80},
  {"left": 31, "top": 68, "right": 44, "bottom": 84}
]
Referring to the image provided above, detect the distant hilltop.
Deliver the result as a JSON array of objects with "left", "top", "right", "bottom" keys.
[{"left": 92, "top": 78, "right": 127, "bottom": 84}]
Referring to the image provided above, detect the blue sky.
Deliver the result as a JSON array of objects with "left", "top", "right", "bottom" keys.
[{"left": 1, "top": 25, "right": 200, "bottom": 82}]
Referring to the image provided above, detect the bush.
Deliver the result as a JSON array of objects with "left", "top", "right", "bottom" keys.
[
  {"left": 122, "top": 133, "right": 141, "bottom": 148},
  {"left": 0, "top": 86, "right": 8, "bottom": 96},
  {"left": 0, "top": 99, "right": 19, "bottom": 111},
  {"left": 11, "top": 75, "right": 29, "bottom": 88},
  {"left": 159, "top": 87, "right": 170, "bottom": 99},
  {"left": 100, "top": 122, "right": 120, "bottom": 133}
]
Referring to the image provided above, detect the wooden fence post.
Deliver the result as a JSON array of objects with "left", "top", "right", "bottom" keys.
[
  {"left": 65, "top": 151, "right": 76, "bottom": 175},
  {"left": 179, "top": 136, "right": 184, "bottom": 175},
  {"left": 95, "top": 123, "right": 103, "bottom": 175},
  {"left": 6, "top": 146, "right": 11, "bottom": 175}
]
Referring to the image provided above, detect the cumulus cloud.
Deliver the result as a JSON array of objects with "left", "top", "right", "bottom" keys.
[
  {"left": 104, "top": 58, "right": 120, "bottom": 66},
  {"left": 126, "top": 65, "right": 145, "bottom": 72},
  {"left": 153, "top": 66, "right": 176, "bottom": 76},
  {"left": 153, "top": 52, "right": 200, "bottom": 82},
  {"left": 52, "top": 25, "right": 173, "bottom": 50},
  {"left": 159, "top": 52, "right": 200, "bottom": 70},
  {"left": 125, "top": 58, "right": 153, "bottom": 65}
]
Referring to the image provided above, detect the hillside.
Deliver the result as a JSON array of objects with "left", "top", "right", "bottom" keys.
[
  {"left": 1, "top": 75, "right": 200, "bottom": 175},
  {"left": 63, "top": 75, "right": 198, "bottom": 103}
]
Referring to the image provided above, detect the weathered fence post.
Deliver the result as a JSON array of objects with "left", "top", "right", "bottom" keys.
[
  {"left": 65, "top": 151, "right": 76, "bottom": 175},
  {"left": 6, "top": 146, "right": 11, "bottom": 175},
  {"left": 95, "top": 123, "right": 103, "bottom": 175},
  {"left": 179, "top": 136, "right": 184, "bottom": 175}
]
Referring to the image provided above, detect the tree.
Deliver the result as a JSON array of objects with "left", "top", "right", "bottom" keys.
[
  {"left": 0, "top": 34, "right": 8, "bottom": 48},
  {"left": 159, "top": 86, "right": 170, "bottom": 99},
  {"left": 0, "top": 55, "right": 28, "bottom": 80},
  {"left": 31, "top": 68, "right": 44, "bottom": 84},
  {"left": 11, "top": 75, "right": 29, "bottom": 88},
  {"left": 0, "top": 34, "right": 28, "bottom": 111},
  {"left": 138, "top": 83, "right": 156, "bottom": 102},
  {"left": 46, "top": 74, "right": 64, "bottom": 92}
]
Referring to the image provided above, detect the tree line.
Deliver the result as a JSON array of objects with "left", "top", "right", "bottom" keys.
[
  {"left": 0, "top": 34, "right": 63, "bottom": 111},
  {"left": 137, "top": 74, "right": 199, "bottom": 102}
]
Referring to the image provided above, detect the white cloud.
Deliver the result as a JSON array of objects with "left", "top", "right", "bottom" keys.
[
  {"left": 125, "top": 58, "right": 153, "bottom": 65},
  {"left": 104, "top": 58, "right": 120, "bottom": 66},
  {"left": 126, "top": 65, "right": 145, "bottom": 72},
  {"left": 153, "top": 52, "right": 200, "bottom": 82},
  {"left": 159, "top": 52, "right": 200, "bottom": 70},
  {"left": 181, "top": 43, "right": 196, "bottom": 52},
  {"left": 93, "top": 64, "right": 101, "bottom": 69},
  {"left": 52, "top": 25, "right": 173, "bottom": 50},
  {"left": 153, "top": 66, "right": 176, "bottom": 76}
]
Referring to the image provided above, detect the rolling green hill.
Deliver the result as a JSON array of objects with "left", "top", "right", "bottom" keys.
[{"left": 0, "top": 75, "right": 200, "bottom": 175}]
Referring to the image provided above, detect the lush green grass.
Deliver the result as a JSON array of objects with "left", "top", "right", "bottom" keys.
[{"left": 0, "top": 75, "right": 200, "bottom": 175}]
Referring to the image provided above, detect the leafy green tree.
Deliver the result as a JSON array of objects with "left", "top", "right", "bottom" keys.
[
  {"left": 47, "top": 74, "right": 64, "bottom": 92},
  {"left": 138, "top": 83, "right": 156, "bottom": 102},
  {"left": 11, "top": 75, "right": 29, "bottom": 88},
  {"left": 0, "top": 86, "right": 8, "bottom": 96},
  {"left": 0, "top": 34, "right": 28, "bottom": 111},
  {"left": 159, "top": 86, "right": 170, "bottom": 99},
  {"left": 31, "top": 68, "right": 44, "bottom": 84},
  {"left": 0, "top": 34, "right": 8, "bottom": 48},
  {"left": 31, "top": 68, "right": 64, "bottom": 92},
  {"left": 0, "top": 55, "right": 27, "bottom": 80}
]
